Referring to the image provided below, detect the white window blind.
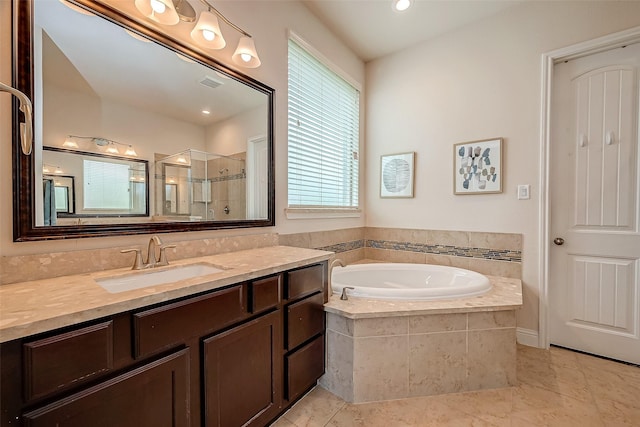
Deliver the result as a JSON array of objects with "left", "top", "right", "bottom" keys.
[
  {"left": 287, "top": 38, "right": 360, "bottom": 208},
  {"left": 83, "top": 159, "right": 130, "bottom": 209}
]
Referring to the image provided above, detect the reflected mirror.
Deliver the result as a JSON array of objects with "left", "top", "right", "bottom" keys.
[{"left": 12, "top": 0, "right": 275, "bottom": 240}]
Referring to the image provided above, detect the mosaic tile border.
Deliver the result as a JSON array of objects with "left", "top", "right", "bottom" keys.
[
  {"left": 315, "top": 239, "right": 521, "bottom": 263},
  {"left": 317, "top": 240, "right": 365, "bottom": 254},
  {"left": 365, "top": 239, "right": 521, "bottom": 262}
]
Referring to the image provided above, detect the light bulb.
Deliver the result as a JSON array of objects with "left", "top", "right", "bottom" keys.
[
  {"left": 125, "top": 146, "right": 138, "bottom": 156},
  {"left": 202, "top": 29, "right": 215, "bottom": 41},
  {"left": 240, "top": 53, "right": 252, "bottom": 63},
  {"left": 394, "top": 0, "right": 411, "bottom": 11},
  {"left": 150, "top": 0, "right": 166, "bottom": 14},
  {"left": 43, "top": 166, "right": 50, "bottom": 173}
]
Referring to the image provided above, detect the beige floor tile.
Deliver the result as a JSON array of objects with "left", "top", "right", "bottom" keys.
[
  {"left": 327, "top": 396, "right": 496, "bottom": 427},
  {"left": 582, "top": 366, "right": 640, "bottom": 409},
  {"left": 282, "top": 387, "right": 346, "bottom": 427},
  {"left": 595, "top": 397, "right": 640, "bottom": 426},
  {"left": 272, "top": 345, "right": 638, "bottom": 427}
]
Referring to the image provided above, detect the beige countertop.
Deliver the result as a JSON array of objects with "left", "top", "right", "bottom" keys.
[
  {"left": 0, "top": 246, "right": 332, "bottom": 343},
  {"left": 324, "top": 275, "right": 522, "bottom": 319}
]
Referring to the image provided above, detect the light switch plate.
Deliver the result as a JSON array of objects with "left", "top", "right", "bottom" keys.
[{"left": 517, "top": 184, "right": 530, "bottom": 200}]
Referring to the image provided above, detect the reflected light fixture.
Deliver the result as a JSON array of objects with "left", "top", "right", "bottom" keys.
[
  {"left": 393, "top": 0, "right": 412, "bottom": 12},
  {"left": 62, "top": 137, "right": 79, "bottom": 149},
  {"left": 134, "top": 0, "right": 180, "bottom": 25},
  {"left": 43, "top": 163, "right": 63, "bottom": 174},
  {"left": 66, "top": 135, "right": 139, "bottom": 157},
  {"left": 134, "top": 0, "right": 261, "bottom": 68}
]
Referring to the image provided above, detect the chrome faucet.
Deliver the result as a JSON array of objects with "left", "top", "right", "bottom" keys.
[
  {"left": 328, "top": 258, "right": 346, "bottom": 297},
  {"left": 145, "top": 235, "right": 162, "bottom": 268},
  {"left": 121, "top": 235, "right": 176, "bottom": 270}
]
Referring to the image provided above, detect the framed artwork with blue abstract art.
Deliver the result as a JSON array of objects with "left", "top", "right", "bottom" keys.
[
  {"left": 453, "top": 138, "right": 503, "bottom": 195},
  {"left": 380, "top": 152, "right": 415, "bottom": 198}
]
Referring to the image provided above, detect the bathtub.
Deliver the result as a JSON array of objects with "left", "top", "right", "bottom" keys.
[{"left": 331, "top": 263, "right": 492, "bottom": 300}]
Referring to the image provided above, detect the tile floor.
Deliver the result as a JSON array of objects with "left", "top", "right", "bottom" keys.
[{"left": 272, "top": 345, "right": 640, "bottom": 426}]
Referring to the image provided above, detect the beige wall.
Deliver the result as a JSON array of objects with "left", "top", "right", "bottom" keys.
[{"left": 365, "top": 1, "right": 640, "bottom": 332}]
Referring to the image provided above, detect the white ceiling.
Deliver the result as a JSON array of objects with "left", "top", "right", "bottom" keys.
[
  {"left": 37, "top": 0, "right": 266, "bottom": 127},
  {"left": 303, "top": 0, "right": 524, "bottom": 62}
]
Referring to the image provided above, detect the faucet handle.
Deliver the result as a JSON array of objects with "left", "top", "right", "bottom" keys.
[
  {"left": 156, "top": 244, "right": 176, "bottom": 267},
  {"left": 121, "top": 248, "right": 144, "bottom": 270},
  {"left": 340, "top": 287, "right": 355, "bottom": 301}
]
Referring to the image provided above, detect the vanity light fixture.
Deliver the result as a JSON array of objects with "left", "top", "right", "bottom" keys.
[
  {"left": 62, "top": 138, "right": 79, "bottom": 149},
  {"left": 134, "top": 0, "right": 262, "bottom": 68},
  {"left": 65, "top": 135, "right": 139, "bottom": 157},
  {"left": 393, "top": 0, "right": 412, "bottom": 12},
  {"left": 43, "top": 163, "right": 63, "bottom": 174}
]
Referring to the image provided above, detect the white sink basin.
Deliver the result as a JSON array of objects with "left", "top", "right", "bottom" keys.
[{"left": 96, "top": 263, "right": 225, "bottom": 293}]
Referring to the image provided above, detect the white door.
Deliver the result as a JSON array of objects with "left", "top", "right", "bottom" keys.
[
  {"left": 246, "top": 136, "right": 268, "bottom": 219},
  {"left": 549, "top": 43, "right": 640, "bottom": 364}
]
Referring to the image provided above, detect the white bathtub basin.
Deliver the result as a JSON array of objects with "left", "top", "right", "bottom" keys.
[
  {"left": 332, "top": 263, "right": 491, "bottom": 300},
  {"left": 96, "top": 263, "right": 225, "bottom": 293}
]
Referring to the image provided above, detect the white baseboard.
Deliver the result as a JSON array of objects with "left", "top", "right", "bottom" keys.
[{"left": 517, "top": 327, "right": 540, "bottom": 348}]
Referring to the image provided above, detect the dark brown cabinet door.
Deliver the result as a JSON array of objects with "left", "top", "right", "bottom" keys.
[
  {"left": 203, "top": 311, "right": 282, "bottom": 427},
  {"left": 22, "top": 349, "right": 190, "bottom": 427}
]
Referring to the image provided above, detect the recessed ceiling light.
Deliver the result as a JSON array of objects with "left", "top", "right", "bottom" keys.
[{"left": 393, "top": 0, "right": 412, "bottom": 12}]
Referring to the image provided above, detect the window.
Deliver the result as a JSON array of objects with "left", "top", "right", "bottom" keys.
[
  {"left": 287, "top": 37, "right": 360, "bottom": 210},
  {"left": 83, "top": 159, "right": 131, "bottom": 210}
]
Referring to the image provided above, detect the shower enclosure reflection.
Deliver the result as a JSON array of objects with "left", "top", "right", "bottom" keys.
[{"left": 155, "top": 149, "right": 247, "bottom": 221}]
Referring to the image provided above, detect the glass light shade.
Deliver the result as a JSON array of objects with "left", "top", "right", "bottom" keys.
[
  {"left": 134, "top": 0, "right": 180, "bottom": 25},
  {"left": 232, "top": 36, "right": 261, "bottom": 68},
  {"left": 125, "top": 145, "right": 138, "bottom": 156},
  {"left": 63, "top": 138, "right": 79, "bottom": 148},
  {"left": 190, "top": 11, "right": 226, "bottom": 49},
  {"left": 106, "top": 143, "right": 119, "bottom": 154}
]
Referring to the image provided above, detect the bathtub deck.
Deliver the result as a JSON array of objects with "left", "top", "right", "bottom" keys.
[{"left": 324, "top": 274, "right": 522, "bottom": 319}]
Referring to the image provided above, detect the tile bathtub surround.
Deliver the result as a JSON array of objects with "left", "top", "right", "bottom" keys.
[
  {"left": 0, "top": 233, "right": 278, "bottom": 286},
  {"left": 279, "top": 228, "right": 365, "bottom": 265},
  {"left": 321, "top": 310, "right": 517, "bottom": 403},
  {"left": 280, "top": 227, "right": 522, "bottom": 278},
  {"left": 274, "top": 345, "right": 640, "bottom": 426}
]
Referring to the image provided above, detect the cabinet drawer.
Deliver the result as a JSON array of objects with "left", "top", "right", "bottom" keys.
[
  {"left": 286, "top": 292, "right": 325, "bottom": 351},
  {"left": 250, "top": 275, "right": 281, "bottom": 314},
  {"left": 23, "top": 348, "right": 190, "bottom": 427},
  {"left": 23, "top": 321, "right": 114, "bottom": 401},
  {"left": 133, "top": 285, "right": 246, "bottom": 358},
  {"left": 285, "top": 334, "right": 325, "bottom": 401},
  {"left": 286, "top": 264, "right": 324, "bottom": 300}
]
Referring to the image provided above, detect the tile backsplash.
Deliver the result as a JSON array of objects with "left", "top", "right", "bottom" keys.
[
  {"left": 1, "top": 227, "right": 522, "bottom": 285},
  {"left": 279, "top": 227, "right": 522, "bottom": 279},
  {"left": 0, "top": 233, "right": 278, "bottom": 285}
]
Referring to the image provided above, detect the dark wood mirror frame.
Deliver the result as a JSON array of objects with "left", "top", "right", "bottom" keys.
[{"left": 11, "top": 0, "right": 275, "bottom": 241}]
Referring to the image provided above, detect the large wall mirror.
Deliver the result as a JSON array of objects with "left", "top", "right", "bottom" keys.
[{"left": 12, "top": 0, "right": 275, "bottom": 241}]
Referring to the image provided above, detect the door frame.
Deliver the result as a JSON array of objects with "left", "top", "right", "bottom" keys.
[{"left": 539, "top": 25, "right": 640, "bottom": 349}]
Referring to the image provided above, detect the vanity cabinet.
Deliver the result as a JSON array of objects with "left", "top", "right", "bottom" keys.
[
  {"left": 0, "top": 261, "right": 327, "bottom": 427},
  {"left": 283, "top": 264, "right": 327, "bottom": 403},
  {"left": 203, "top": 311, "right": 281, "bottom": 427},
  {"left": 22, "top": 349, "right": 190, "bottom": 427}
]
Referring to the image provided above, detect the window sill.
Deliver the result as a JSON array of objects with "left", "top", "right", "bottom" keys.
[{"left": 285, "top": 207, "right": 362, "bottom": 219}]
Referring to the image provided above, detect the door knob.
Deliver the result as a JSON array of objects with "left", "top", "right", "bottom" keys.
[{"left": 553, "top": 237, "right": 565, "bottom": 246}]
